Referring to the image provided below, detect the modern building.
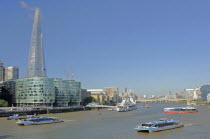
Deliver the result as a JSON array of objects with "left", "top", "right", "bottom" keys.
[
  {"left": 54, "top": 78, "right": 71, "bottom": 107},
  {"left": 4, "top": 66, "right": 19, "bottom": 81},
  {"left": 16, "top": 77, "right": 55, "bottom": 107},
  {"left": 0, "top": 60, "right": 19, "bottom": 82},
  {"left": 16, "top": 77, "right": 81, "bottom": 107},
  {"left": 26, "top": 8, "right": 46, "bottom": 77},
  {"left": 200, "top": 85, "right": 210, "bottom": 101},
  {"left": 54, "top": 79, "right": 81, "bottom": 107},
  {"left": 69, "top": 80, "right": 81, "bottom": 106}
]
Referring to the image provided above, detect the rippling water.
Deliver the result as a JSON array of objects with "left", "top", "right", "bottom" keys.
[{"left": 0, "top": 103, "right": 210, "bottom": 139}]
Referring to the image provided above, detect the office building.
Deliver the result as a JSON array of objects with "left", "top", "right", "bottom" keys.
[
  {"left": 16, "top": 77, "right": 55, "bottom": 107},
  {"left": 54, "top": 79, "right": 81, "bottom": 107},
  {"left": 200, "top": 85, "right": 210, "bottom": 101},
  {"left": 4, "top": 66, "right": 19, "bottom": 81}
]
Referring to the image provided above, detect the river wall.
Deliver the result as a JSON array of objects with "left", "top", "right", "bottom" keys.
[{"left": 0, "top": 107, "right": 91, "bottom": 117}]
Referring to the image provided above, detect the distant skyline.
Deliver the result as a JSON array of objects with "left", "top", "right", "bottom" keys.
[{"left": 1, "top": 0, "right": 210, "bottom": 95}]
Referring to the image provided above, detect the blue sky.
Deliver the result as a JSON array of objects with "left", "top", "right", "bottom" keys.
[{"left": 1, "top": 0, "right": 210, "bottom": 95}]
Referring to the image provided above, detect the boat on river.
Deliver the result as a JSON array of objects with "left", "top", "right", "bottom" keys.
[
  {"left": 164, "top": 107, "right": 198, "bottom": 113},
  {"left": 16, "top": 116, "right": 64, "bottom": 126},
  {"left": 116, "top": 97, "right": 137, "bottom": 112},
  {"left": 7, "top": 114, "right": 19, "bottom": 120},
  {"left": 134, "top": 118, "right": 184, "bottom": 132},
  {"left": 7, "top": 114, "right": 38, "bottom": 120}
]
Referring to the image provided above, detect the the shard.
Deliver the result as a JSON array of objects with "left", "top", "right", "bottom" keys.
[{"left": 26, "top": 8, "right": 46, "bottom": 77}]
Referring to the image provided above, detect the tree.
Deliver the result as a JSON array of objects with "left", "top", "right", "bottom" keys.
[
  {"left": 0, "top": 99, "right": 8, "bottom": 107},
  {"left": 83, "top": 96, "right": 97, "bottom": 106}
]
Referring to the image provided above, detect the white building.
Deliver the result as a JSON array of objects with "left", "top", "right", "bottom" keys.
[
  {"left": 207, "top": 93, "right": 210, "bottom": 102},
  {"left": 4, "top": 66, "right": 19, "bottom": 81}
]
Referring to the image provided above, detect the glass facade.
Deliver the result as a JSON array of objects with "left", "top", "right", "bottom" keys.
[
  {"left": 54, "top": 79, "right": 71, "bottom": 107},
  {"left": 69, "top": 81, "right": 81, "bottom": 105},
  {"left": 16, "top": 77, "right": 81, "bottom": 107},
  {"left": 54, "top": 79, "right": 81, "bottom": 107},
  {"left": 200, "top": 85, "right": 210, "bottom": 101},
  {"left": 16, "top": 77, "right": 55, "bottom": 107}
]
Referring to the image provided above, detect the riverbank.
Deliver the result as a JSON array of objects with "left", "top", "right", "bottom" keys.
[{"left": 0, "top": 107, "right": 91, "bottom": 117}]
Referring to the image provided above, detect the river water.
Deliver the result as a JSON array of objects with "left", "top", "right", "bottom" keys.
[{"left": 0, "top": 103, "right": 210, "bottom": 139}]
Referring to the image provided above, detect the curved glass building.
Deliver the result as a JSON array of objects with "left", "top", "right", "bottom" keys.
[
  {"left": 16, "top": 77, "right": 55, "bottom": 107},
  {"left": 16, "top": 77, "right": 81, "bottom": 107}
]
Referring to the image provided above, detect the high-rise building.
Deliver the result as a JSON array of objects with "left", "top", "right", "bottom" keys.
[
  {"left": 0, "top": 61, "right": 19, "bottom": 82},
  {"left": 26, "top": 8, "right": 46, "bottom": 77},
  {"left": 200, "top": 85, "right": 210, "bottom": 101},
  {"left": 0, "top": 61, "right": 4, "bottom": 82},
  {"left": 4, "top": 66, "right": 19, "bottom": 81}
]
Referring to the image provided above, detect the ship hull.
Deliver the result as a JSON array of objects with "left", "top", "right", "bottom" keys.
[
  {"left": 164, "top": 111, "right": 198, "bottom": 113},
  {"left": 135, "top": 124, "right": 184, "bottom": 132}
]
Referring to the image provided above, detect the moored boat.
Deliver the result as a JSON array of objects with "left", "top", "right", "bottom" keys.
[
  {"left": 164, "top": 107, "right": 198, "bottom": 113},
  {"left": 7, "top": 114, "right": 19, "bottom": 120},
  {"left": 134, "top": 118, "right": 184, "bottom": 132},
  {"left": 116, "top": 97, "right": 137, "bottom": 112},
  {"left": 116, "top": 106, "right": 127, "bottom": 112},
  {"left": 16, "top": 116, "right": 64, "bottom": 126}
]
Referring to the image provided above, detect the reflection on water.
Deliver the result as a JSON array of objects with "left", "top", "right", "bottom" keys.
[{"left": 0, "top": 103, "right": 210, "bottom": 139}]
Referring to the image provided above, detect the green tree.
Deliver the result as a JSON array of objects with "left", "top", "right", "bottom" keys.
[
  {"left": 83, "top": 96, "right": 97, "bottom": 106},
  {"left": 0, "top": 99, "right": 8, "bottom": 107}
]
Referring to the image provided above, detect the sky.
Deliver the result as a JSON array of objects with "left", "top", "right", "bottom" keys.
[{"left": 1, "top": 0, "right": 210, "bottom": 96}]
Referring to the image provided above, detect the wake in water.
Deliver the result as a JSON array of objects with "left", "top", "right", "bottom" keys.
[
  {"left": 184, "top": 124, "right": 193, "bottom": 126},
  {"left": 62, "top": 120, "right": 76, "bottom": 122}
]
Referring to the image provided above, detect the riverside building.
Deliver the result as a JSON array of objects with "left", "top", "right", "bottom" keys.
[
  {"left": 16, "top": 77, "right": 55, "bottom": 107},
  {"left": 87, "top": 89, "right": 109, "bottom": 105},
  {"left": 16, "top": 77, "right": 81, "bottom": 107},
  {"left": 54, "top": 79, "right": 81, "bottom": 107}
]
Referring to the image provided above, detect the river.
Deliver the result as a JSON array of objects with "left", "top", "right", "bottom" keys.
[{"left": 0, "top": 103, "right": 209, "bottom": 139}]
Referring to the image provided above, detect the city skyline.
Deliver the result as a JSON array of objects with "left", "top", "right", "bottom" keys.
[{"left": 1, "top": 1, "right": 210, "bottom": 95}]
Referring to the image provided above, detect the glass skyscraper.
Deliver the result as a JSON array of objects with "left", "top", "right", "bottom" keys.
[{"left": 26, "top": 8, "right": 46, "bottom": 77}]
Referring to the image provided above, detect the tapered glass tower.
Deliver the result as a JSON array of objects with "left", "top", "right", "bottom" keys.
[{"left": 26, "top": 8, "right": 46, "bottom": 77}]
